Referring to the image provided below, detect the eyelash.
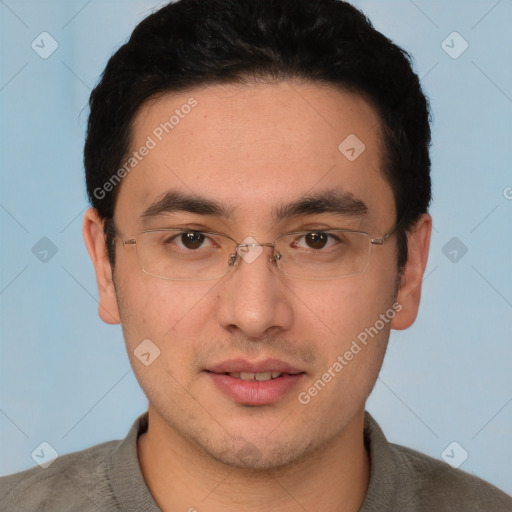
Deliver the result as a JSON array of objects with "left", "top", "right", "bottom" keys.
[{"left": 160, "top": 229, "right": 347, "bottom": 250}]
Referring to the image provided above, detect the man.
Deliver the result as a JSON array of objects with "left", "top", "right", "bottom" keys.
[{"left": 1, "top": 0, "right": 511, "bottom": 510}]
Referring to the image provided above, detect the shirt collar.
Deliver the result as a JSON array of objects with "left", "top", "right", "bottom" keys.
[
  {"left": 108, "top": 410, "right": 396, "bottom": 511},
  {"left": 108, "top": 412, "right": 161, "bottom": 511}
]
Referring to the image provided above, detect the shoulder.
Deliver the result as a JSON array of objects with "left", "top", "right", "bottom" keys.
[
  {"left": 362, "top": 412, "right": 512, "bottom": 511},
  {"left": 0, "top": 439, "right": 119, "bottom": 512},
  {"left": 389, "top": 441, "right": 512, "bottom": 510}
]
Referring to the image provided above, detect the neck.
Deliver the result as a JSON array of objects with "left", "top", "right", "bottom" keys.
[{"left": 137, "top": 405, "right": 370, "bottom": 512}]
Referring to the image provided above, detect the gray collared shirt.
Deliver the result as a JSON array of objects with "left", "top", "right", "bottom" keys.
[{"left": 1, "top": 411, "right": 511, "bottom": 511}]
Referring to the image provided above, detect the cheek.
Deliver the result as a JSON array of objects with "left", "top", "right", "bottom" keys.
[
  {"left": 115, "top": 271, "right": 216, "bottom": 351},
  {"left": 297, "top": 272, "right": 396, "bottom": 385},
  {"left": 297, "top": 281, "right": 394, "bottom": 407},
  {"left": 300, "top": 271, "right": 395, "bottom": 343},
  {"left": 115, "top": 276, "right": 213, "bottom": 401}
]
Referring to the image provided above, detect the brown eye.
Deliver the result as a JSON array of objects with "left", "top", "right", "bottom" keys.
[
  {"left": 304, "top": 232, "right": 329, "bottom": 249},
  {"left": 181, "top": 232, "right": 205, "bottom": 249}
]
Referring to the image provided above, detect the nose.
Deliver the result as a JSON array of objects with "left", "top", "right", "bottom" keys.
[{"left": 216, "top": 245, "right": 294, "bottom": 339}]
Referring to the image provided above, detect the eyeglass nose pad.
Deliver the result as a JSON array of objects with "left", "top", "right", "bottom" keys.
[{"left": 271, "top": 252, "right": 282, "bottom": 264}]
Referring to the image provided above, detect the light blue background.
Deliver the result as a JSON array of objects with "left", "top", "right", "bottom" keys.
[{"left": 1, "top": 0, "right": 511, "bottom": 496}]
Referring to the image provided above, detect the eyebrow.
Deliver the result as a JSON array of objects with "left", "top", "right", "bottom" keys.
[
  {"left": 273, "top": 190, "right": 368, "bottom": 221},
  {"left": 140, "top": 190, "right": 233, "bottom": 225},
  {"left": 140, "top": 189, "right": 368, "bottom": 225}
]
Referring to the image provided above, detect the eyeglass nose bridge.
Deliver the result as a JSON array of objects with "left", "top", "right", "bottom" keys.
[{"left": 228, "top": 241, "right": 281, "bottom": 267}]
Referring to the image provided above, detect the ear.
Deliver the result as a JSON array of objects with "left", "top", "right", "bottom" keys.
[
  {"left": 82, "top": 208, "right": 121, "bottom": 325},
  {"left": 391, "top": 213, "right": 432, "bottom": 330}
]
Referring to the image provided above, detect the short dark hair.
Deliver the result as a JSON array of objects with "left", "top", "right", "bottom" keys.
[{"left": 84, "top": 0, "right": 431, "bottom": 272}]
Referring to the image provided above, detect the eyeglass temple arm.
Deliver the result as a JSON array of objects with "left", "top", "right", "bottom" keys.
[{"left": 370, "top": 212, "right": 407, "bottom": 245}]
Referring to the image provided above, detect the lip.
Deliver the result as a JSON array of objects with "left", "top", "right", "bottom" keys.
[
  {"left": 205, "top": 358, "right": 306, "bottom": 406},
  {"left": 206, "top": 358, "right": 303, "bottom": 375}
]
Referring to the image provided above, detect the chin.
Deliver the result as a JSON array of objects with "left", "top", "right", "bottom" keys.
[{"left": 191, "top": 428, "right": 319, "bottom": 472}]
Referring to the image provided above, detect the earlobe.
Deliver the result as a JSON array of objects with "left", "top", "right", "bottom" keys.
[
  {"left": 391, "top": 213, "right": 432, "bottom": 331},
  {"left": 82, "top": 208, "right": 121, "bottom": 325}
]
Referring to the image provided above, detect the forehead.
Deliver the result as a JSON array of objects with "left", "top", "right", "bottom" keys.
[{"left": 116, "top": 81, "right": 394, "bottom": 228}]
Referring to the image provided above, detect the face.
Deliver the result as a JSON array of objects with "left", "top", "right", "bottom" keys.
[{"left": 85, "top": 81, "right": 429, "bottom": 470}]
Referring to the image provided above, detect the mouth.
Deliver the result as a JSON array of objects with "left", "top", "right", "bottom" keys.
[
  {"left": 205, "top": 357, "right": 304, "bottom": 375},
  {"left": 220, "top": 371, "right": 296, "bottom": 381},
  {"left": 204, "top": 359, "right": 306, "bottom": 405}
]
